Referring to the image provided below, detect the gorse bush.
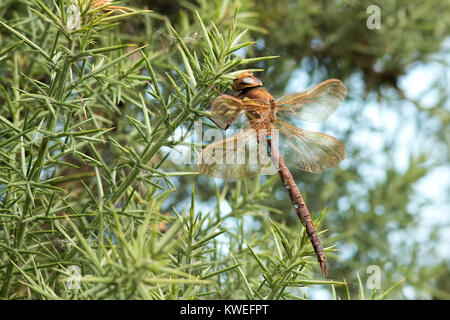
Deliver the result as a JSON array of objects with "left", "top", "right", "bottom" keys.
[
  {"left": 1, "top": 0, "right": 446, "bottom": 300},
  {"left": 0, "top": 0, "right": 346, "bottom": 299}
]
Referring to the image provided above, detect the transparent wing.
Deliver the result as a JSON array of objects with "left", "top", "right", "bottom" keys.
[
  {"left": 197, "top": 128, "right": 274, "bottom": 180},
  {"left": 273, "top": 120, "right": 345, "bottom": 173},
  {"left": 210, "top": 94, "right": 245, "bottom": 129},
  {"left": 276, "top": 79, "right": 346, "bottom": 123}
]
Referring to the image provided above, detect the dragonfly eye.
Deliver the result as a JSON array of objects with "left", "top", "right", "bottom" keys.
[
  {"left": 241, "top": 77, "right": 255, "bottom": 84},
  {"left": 232, "top": 72, "right": 263, "bottom": 91}
]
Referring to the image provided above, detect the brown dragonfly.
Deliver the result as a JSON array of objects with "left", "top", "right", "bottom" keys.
[{"left": 198, "top": 71, "right": 346, "bottom": 276}]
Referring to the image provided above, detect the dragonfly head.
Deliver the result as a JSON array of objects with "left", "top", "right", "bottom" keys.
[{"left": 232, "top": 71, "right": 263, "bottom": 91}]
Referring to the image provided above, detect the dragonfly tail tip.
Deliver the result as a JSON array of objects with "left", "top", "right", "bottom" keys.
[{"left": 320, "top": 261, "right": 328, "bottom": 277}]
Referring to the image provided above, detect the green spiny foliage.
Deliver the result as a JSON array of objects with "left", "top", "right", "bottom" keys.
[{"left": 0, "top": 0, "right": 351, "bottom": 299}]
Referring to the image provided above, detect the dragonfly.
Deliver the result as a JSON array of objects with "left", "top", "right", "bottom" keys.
[{"left": 197, "top": 71, "right": 346, "bottom": 276}]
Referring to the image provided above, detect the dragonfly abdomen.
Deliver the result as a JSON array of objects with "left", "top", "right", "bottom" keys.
[{"left": 269, "top": 138, "right": 328, "bottom": 277}]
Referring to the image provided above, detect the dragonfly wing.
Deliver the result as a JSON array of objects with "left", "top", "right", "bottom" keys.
[
  {"left": 276, "top": 79, "right": 346, "bottom": 123},
  {"left": 197, "top": 128, "right": 274, "bottom": 180},
  {"left": 211, "top": 94, "right": 244, "bottom": 129},
  {"left": 273, "top": 121, "right": 346, "bottom": 173}
]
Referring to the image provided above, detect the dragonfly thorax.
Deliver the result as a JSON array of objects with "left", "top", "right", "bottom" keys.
[{"left": 240, "top": 87, "right": 277, "bottom": 126}]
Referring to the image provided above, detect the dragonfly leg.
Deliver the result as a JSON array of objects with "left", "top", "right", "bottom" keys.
[{"left": 208, "top": 84, "right": 222, "bottom": 96}]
